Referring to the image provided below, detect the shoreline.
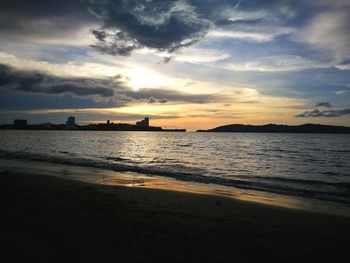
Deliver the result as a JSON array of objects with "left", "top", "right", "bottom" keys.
[
  {"left": 1, "top": 158, "right": 350, "bottom": 217},
  {"left": 1, "top": 170, "right": 350, "bottom": 262}
]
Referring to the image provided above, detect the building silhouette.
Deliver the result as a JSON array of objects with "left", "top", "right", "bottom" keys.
[
  {"left": 13, "top": 119, "right": 27, "bottom": 129},
  {"left": 1, "top": 116, "right": 186, "bottom": 132},
  {"left": 136, "top": 117, "right": 149, "bottom": 127},
  {"left": 66, "top": 116, "right": 76, "bottom": 130}
]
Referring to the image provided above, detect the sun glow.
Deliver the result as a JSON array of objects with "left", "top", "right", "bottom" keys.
[{"left": 126, "top": 68, "right": 177, "bottom": 90}]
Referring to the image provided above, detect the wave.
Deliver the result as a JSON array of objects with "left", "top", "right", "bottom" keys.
[
  {"left": 238, "top": 174, "right": 349, "bottom": 187},
  {"left": 1, "top": 149, "right": 349, "bottom": 204},
  {"left": 328, "top": 149, "right": 350, "bottom": 153},
  {"left": 104, "top": 156, "right": 128, "bottom": 162}
]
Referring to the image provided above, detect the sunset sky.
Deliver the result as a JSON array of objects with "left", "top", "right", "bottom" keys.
[{"left": 0, "top": 0, "right": 349, "bottom": 130}]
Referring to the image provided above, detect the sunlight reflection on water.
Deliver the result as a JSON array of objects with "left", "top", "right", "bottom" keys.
[{"left": 0, "top": 130, "right": 349, "bottom": 206}]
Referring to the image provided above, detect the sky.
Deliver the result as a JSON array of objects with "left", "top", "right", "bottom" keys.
[{"left": 0, "top": 0, "right": 349, "bottom": 130}]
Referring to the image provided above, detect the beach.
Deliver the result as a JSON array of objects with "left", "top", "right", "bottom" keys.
[
  {"left": 1, "top": 170, "right": 349, "bottom": 263},
  {"left": 2, "top": 0, "right": 350, "bottom": 262}
]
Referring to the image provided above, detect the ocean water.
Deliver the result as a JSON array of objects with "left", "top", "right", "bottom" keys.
[{"left": 0, "top": 130, "right": 349, "bottom": 206}]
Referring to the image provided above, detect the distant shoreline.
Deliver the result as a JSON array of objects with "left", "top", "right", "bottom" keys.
[
  {"left": 0, "top": 117, "right": 187, "bottom": 132},
  {"left": 0, "top": 125, "right": 186, "bottom": 132},
  {"left": 0, "top": 128, "right": 187, "bottom": 132},
  {"left": 2, "top": 123, "right": 350, "bottom": 133},
  {"left": 197, "top": 123, "right": 350, "bottom": 134}
]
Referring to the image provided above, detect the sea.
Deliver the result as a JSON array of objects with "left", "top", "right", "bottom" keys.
[{"left": 1, "top": 130, "right": 349, "bottom": 214}]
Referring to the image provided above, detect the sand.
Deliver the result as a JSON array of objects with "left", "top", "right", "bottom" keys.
[{"left": 1, "top": 170, "right": 349, "bottom": 262}]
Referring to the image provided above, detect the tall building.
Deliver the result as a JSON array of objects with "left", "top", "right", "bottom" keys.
[
  {"left": 136, "top": 117, "right": 150, "bottom": 127},
  {"left": 66, "top": 116, "right": 76, "bottom": 130},
  {"left": 144, "top": 117, "right": 149, "bottom": 127}
]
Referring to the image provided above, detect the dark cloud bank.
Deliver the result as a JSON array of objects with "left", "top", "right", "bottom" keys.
[
  {"left": 0, "top": 64, "right": 222, "bottom": 110},
  {"left": 296, "top": 102, "right": 350, "bottom": 118},
  {"left": 0, "top": 0, "right": 212, "bottom": 55},
  {"left": 86, "top": 0, "right": 300, "bottom": 55},
  {"left": 0, "top": 0, "right": 299, "bottom": 55},
  {"left": 296, "top": 109, "right": 350, "bottom": 118},
  {"left": 315, "top": 102, "right": 332, "bottom": 108}
]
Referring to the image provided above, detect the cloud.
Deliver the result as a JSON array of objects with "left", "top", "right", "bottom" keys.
[
  {"left": 0, "top": 63, "right": 225, "bottom": 109},
  {"left": 90, "top": 30, "right": 142, "bottom": 56},
  {"left": 167, "top": 47, "right": 231, "bottom": 63},
  {"left": 296, "top": 108, "right": 350, "bottom": 118},
  {"left": 0, "top": 64, "right": 119, "bottom": 98},
  {"left": 0, "top": 51, "right": 126, "bottom": 79},
  {"left": 0, "top": 0, "right": 302, "bottom": 56},
  {"left": 208, "top": 26, "right": 295, "bottom": 42},
  {"left": 295, "top": 3, "right": 350, "bottom": 62},
  {"left": 335, "top": 64, "right": 350, "bottom": 70},
  {"left": 0, "top": 0, "right": 96, "bottom": 45},
  {"left": 0, "top": 0, "right": 221, "bottom": 55},
  {"left": 335, "top": 90, "right": 347, "bottom": 95},
  {"left": 315, "top": 102, "right": 332, "bottom": 108},
  {"left": 124, "top": 88, "right": 223, "bottom": 104},
  {"left": 91, "top": 30, "right": 107, "bottom": 42},
  {"left": 225, "top": 55, "right": 331, "bottom": 72},
  {"left": 205, "top": 0, "right": 299, "bottom": 43},
  {"left": 88, "top": 0, "right": 213, "bottom": 55},
  {"left": 213, "top": 0, "right": 299, "bottom": 23}
]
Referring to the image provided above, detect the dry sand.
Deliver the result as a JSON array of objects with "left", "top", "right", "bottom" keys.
[{"left": 1, "top": 171, "right": 349, "bottom": 262}]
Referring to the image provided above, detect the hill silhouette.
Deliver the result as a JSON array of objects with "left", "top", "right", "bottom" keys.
[{"left": 197, "top": 124, "right": 350, "bottom": 134}]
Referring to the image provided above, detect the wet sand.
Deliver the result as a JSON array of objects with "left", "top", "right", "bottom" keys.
[{"left": 1, "top": 171, "right": 349, "bottom": 262}]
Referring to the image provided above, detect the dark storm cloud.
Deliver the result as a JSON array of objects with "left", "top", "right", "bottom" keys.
[
  {"left": 0, "top": 64, "right": 117, "bottom": 97},
  {"left": 0, "top": 0, "right": 95, "bottom": 40},
  {"left": 88, "top": 0, "right": 213, "bottom": 55},
  {"left": 91, "top": 30, "right": 107, "bottom": 42},
  {"left": 0, "top": 0, "right": 213, "bottom": 54},
  {"left": 0, "top": 0, "right": 303, "bottom": 55},
  {"left": 315, "top": 102, "right": 332, "bottom": 108},
  {"left": 296, "top": 108, "right": 350, "bottom": 118},
  {"left": 88, "top": 0, "right": 300, "bottom": 55},
  {"left": 90, "top": 31, "right": 141, "bottom": 56},
  {"left": 0, "top": 90, "right": 116, "bottom": 111},
  {"left": 296, "top": 100, "right": 350, "bottom": 117},
  {"left": 0, "top": 64, "right": 223, "bottom": 109}
]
